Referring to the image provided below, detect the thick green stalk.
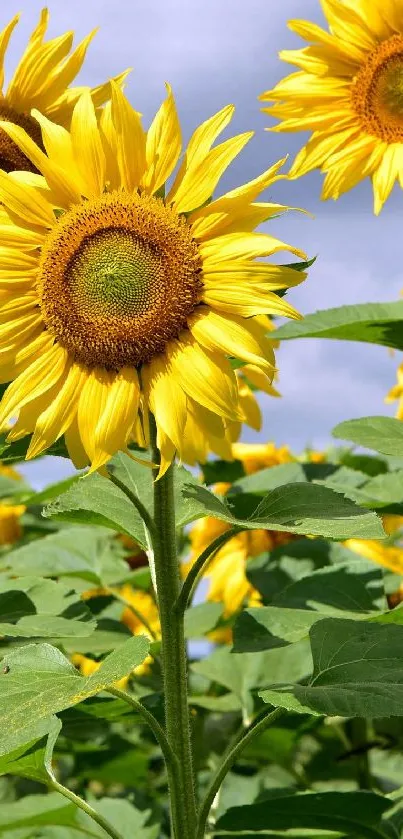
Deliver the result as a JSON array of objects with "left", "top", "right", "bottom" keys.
[{"left": 150, "top": 416, "right": 198, "bottom": 839}]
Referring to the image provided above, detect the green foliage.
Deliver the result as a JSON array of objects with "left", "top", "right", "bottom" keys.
[
  {"left": 4, "top": 438, "right": 403, "bottom": 838},
  {"left": 274, "top": 300, "right": 403, "bottom": 349},
  {"left": 214, "top": 790, "right": 394, "bottom": 836},
  {"left": 333, "top": 416, "right": 403, "bottom": 457}
]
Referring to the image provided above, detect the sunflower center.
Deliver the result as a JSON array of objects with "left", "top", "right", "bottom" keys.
[
  {"left": 0, "top": 102, "right": 43, "bottom": 173},
  {"left": 38, "top": 191, "right": 203, "bottom": 370},
  {"left": 351, "top": 35, "right": 403, "bottom": 142}
]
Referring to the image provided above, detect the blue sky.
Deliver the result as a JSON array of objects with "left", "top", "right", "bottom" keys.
[{"left": 4, "top": 0, "right": 402, "bottom": 485}]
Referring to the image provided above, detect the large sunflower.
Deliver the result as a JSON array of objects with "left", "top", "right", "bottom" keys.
[
  {"left": 260, "top": 0, "right": 403, "bottom": 213},
  {"left": 0, "top": 8, "right": 126, "bottom": 174},
  {"left": 0, "top": 84, "right": 306, "bottom": 474}
]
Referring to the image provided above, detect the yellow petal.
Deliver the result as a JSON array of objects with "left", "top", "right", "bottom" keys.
[
  {"left": 32, "top": 108, "right": 86, "bottom": 197},
  {"left": 142, "top": 83, "right": 181, "bottom": 195},
  {"left": 78, "top": 367, "right": 140, "bottom": 471},
  {"left": 289, "top": 127, "right": 359, "bottom": 178},
  {"left": 169, "top": 131, "right": 253, "bottom": 214},
  {"left": 27, "top": 362, "right": 85, "bottom": 459},
  {"left": 0, "top": 170, "right": 55, "bottom": 228},
  {"left": 7, "top": 17, "right": 73, "bottom": 111},
  {"left": 201, "top": 232, "right": 306, "bottom": 265},
  {"left": 189, "top": 309, "right": 275, "bottom": 377},
  {"left": 0, "top": 331, "right": 53, "bottom": 384},
  {"left": 0, "top": 222, "right": 44, "bottom": 249},
  {"left": 111, "top": 80, "right": 146, "bottom": 192},
  {"left": 168, "top": 335, "right": 241, "bottom": 421},
  {"left": 242, "top": 364, "right": 281, "bottom": 397},
  {"left": 0, "top": 343, "right": 68, "bottom": 429},
  {"left": 203, "top": 285, "right": 301, "bottom": 319},
  {"left": 0, "top": 119, "right": 80, "bottom": 208},
  {"left": 237, "top": 379, "right": 261, "bottom": 431},
  {"left": 65, "top": 415, "right": 88, "bottom": 469},
  {"left": 31, "top": 29, "right": 97, "bottom": 112},
  {"left": 0, "top": 14, "right": 20, "bottom": 92},
  {"left": 373, "top": 145, "right": 400, "bottom": 215},
  {"left": 143, "top": 354, "right": 187, "bottom": 451},
  {"left": 70, "top": 91, "right": 106, "bottom": 198},
  {"left": 99, "top": 101, "right": 121, "bottom": 191},
  {"left": 168, "top": 104, "right": 234, "bottom": 199}
]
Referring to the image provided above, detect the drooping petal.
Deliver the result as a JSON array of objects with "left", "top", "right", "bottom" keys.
[
  {"left": 143, "top": 353, "right": 187, "bottom": 452},
  {"left": 78, "top": 367, "right": 140, "bottom": 471},
  {"left": 27, "top": 362, "right": 85, "bottom": 459},
  {"left": 0, "top": 170, "right": 55, "bottom": 228},
  {"left": 0, "top": 343, "right": 68, "bottom": 429},
  {"left": 168, "top": 335, "right": 241, "bottom": 421},
  {"left": 189, "top": 309, "right": 276, "bottom": 377}
]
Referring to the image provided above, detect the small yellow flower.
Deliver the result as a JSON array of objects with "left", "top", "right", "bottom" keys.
[
  {"left": 0, "top": 502, "right": 25, "bottom": 545},
  {"left": 0, "top": 84, "right": 306, "bottom": 475},
  {"left": 260, "top": 0, "right": 403, "bottom": 213},
  {"left": 0, "top": 8, "right": 127, "bottom": 175},
  {"left": 386, "top": 363, "right": 403, "bottom": 419},
  {"left": 231, "top": 440, "right": 293, "bottom": 474},
  {"left": 0, "top": 461, "right": 25, "bottom": 545}
]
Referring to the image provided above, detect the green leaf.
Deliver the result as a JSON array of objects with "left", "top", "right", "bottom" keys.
[
  {"left": 268, "top": 560, "right": 386, "bottom": 612},
  {"left": 0, "top": 792, "right": 158, "bottom": 838},
  {"left": 260, "top": 619, "right": 403, "bottom": 718},
  {"left": 176, "top": 471, "right": 384, "bottom": 540},
  {"left": 4, "top": 527, "right": 128, "bottom": 586},
  {"left": 214, "top": 790, "right": 394, "bottom": 837},
  {"left": 333, "top": 416, "right": 403, "bottom": 457},
  {"left": 233, "top": 599, "right": 403, "bottom": 654},
  {"left": 43, "top": 474, "right": 149, "bottom": 548},
  {"left": 201, "top": 459, "right": 245, "bottom": 485},
  {"left": 232, "top": 462, "right": 336, "bottom": 494},
  {"left": 0, "top": 636, "right": 150, "bottom": 754},
  {"left": 0, "top": 435, "right": 70, "bottom": 464},
  {"left": 0, "top": 717, "right": 61, "bottom": 784},
  {"left": 0, "top": 578, "right": 96, "bottom": 639},
  {"left": 274, "top": 300, "right": 403, "bottom": 350},
  {"left": 184, "top": 603, "right": 222, "bottom": 638},
  {"left": 192, "top": 643, "right": 311, "bottom": 719},
  {"left": 246, "top": 537, "right": 358, "bottom": 600}
]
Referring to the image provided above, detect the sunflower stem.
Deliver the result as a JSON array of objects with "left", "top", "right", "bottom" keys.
[{"left": 149, "top": 415, "right": 198, "bottom": 839}]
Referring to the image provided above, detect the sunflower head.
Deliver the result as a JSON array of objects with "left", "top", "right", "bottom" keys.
[
  {"left": 0, "top": 8, "right": 128, "bottom": 176},
  {"left": 0, "top": 82, "right": 306, "bottom": 474},
  {"left": 260, "top": 0, "right": 403, "bottom": 213}
]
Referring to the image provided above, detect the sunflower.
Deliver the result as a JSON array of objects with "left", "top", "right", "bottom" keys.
[
  {"left": 0, "top": 9, "right": 126, "bottom": 176},
  {"left": 0, "top": 84, "right": 306, "bottom": 474},
  {"left": 260, "top": 0, "right": 403, "bottom": 213}
]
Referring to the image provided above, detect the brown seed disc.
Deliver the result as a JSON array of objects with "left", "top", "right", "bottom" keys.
[
  {"left": 38, "top": 190, "right": 203, "bottom": 370},
  {"left": 351, "top": 34, "right": 403, "bottom": 142},
  {"left": 0, "top": 102, "right": 43, "bottom": 173}
]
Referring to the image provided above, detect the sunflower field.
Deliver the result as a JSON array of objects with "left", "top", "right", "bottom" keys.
[{"left": 1, "top": 1, "right": 403, "bottom": 838}]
